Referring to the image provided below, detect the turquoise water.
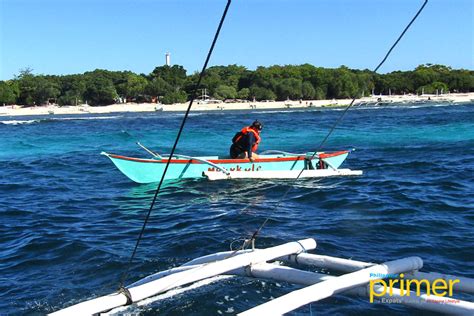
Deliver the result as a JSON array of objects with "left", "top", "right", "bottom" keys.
[{"left": 1, "top": 103, "right": 473, "bottom": 315}]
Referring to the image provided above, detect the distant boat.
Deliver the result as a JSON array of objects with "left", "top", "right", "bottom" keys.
[{"left": 196, "top": 88, "right": 222, "bottom": 104}]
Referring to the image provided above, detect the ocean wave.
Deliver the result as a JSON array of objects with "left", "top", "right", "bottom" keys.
[
  {"left": 249, "top": 109, "right": 320, "bottom": 114},
  {"left": 1, "top": 115, "right": 123, "bottom": 126},
  {"left": 352, "top": 102, "right": 454, "bottom": 111},
  {"left": 172, "top": 112, "right": 208, "bottom": 117},
  {"left": 0, "top": 119, "right": 40, "bottom": 125},
  {"left": 48, "top": 115, "right": 124, "bottom": 121}
]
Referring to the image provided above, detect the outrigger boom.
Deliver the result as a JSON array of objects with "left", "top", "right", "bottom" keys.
[
  {"left": 136, "top": 142, "right": 230, "bottom": 176},
  {"left": 51, "top": 238, "right": 474, "bottom": 315}
]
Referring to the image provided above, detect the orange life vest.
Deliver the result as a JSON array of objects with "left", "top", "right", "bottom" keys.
[{"left": 234, "top": 126, "right": 261, "bottom": 152}]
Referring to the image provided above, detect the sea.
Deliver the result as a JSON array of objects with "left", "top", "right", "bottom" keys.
[{"left": 1, "top": 103, "right": 473, "bottom": 315}]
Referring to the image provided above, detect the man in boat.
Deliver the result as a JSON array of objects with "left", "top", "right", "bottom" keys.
[{"left": 230, "top": 120, "right": 263, "bottom": 162}]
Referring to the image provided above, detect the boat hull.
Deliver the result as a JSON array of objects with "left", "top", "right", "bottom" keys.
[{"left": 102, "top": 151, "right": 350, "bottom": 183}]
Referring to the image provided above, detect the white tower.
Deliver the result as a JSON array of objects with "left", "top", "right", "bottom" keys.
[{"left": 165, "top": 52, "right": 171, "bottom": 66}]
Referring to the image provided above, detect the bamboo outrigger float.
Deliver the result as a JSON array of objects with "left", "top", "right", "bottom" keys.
[{"left": 50, "top": 238, "right": 474, "bottom": 315}]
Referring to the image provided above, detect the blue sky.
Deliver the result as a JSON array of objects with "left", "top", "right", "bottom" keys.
[{"left": 0, "top": 0, "right": 472, "bottom": 80}]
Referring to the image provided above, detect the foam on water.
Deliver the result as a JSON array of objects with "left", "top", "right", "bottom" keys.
[
  {"left": 0, "top": 115, "right": 124, "bottom": 125},
  {"left": 0, "top": 119, "right": 40, "bottom": 125}
]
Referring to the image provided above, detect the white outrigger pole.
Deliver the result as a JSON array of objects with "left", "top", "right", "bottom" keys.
[
  {"left": 51, "top": 238, "right": 474, "bottom": 315},
  {"left": 204, "top": 168, "right": 362, "bottom": 180},
  {"left": 50, "top": 239, "right": 316, "bottom": 315}
]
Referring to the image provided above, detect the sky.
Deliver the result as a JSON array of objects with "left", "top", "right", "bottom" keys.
[{"left": 0, "top": 0, "right": 473, "bottom": 80}]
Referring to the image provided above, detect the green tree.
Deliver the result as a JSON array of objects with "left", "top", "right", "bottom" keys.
[
  {"left": 417, "top": 81, "right": 449, "bottom": 94},
  {"left": 120, "top": 73, "right": 148, "bottom": 99},
  {"left": 200, "top": 71, "right": 222, "bottom": 96},
  {"left": 33, "top": 76, "right": 60, "bottom": 105},
  {"left": 412, "top": 65, "right": 439, "bottom": 89},
  {"left": 330, "top": 66, "right": 358, "bottom": 98},
  {"left": 447, "top": 69, "right": 473, "bottom": 92},
  {"left": 58, "top": 75, "right": 86, "bottom": 106},
  {"left": 308, "top": 67, "right": 331, "bottom": 98},
  {"left": 0, "top": 80, "right": 19, "bottom": 105},
  {"left": 16, "top": 68, "right": 36, "bottom": 105},
  {"left": 314, "top": 87, "right": 327, "bottom": 100},
  {"left": 206, "top": 65, "right": 247, "bottom": 90},
  {"left": 83, "top": 72, "right": 118, "bottom": 106},
  {"left": 4, "top": 63, "right": 472, "bottom": 107},
  {"left": 161, "top": 90, "right": 187, "bottom": 104},
  {"left": 250, "top": 85, "right": 276, "bottom": 101},
  {"left": 14, "top": 69, "right": 60, "bottom": 105},
  {"left": 237, "top": 88, "right": 250, "bottom": 100},
  {"left": 301, "top": 81, "right": 316, "bottom": 99},
  {"left": 276, "top": 78, "right": 303, "bottom": 100},
  {"left": 357, "top": 71, "right": 375, "bottom": 96},
  {"left": 150, "top": 65, "right": 187, "bottom": 88},
  {"left": 279, "top": 65, "right": 303, "bottom": 80},
  {"left": 299, "top": 64, "right": 318, "bottom": 82},
  {"left": 145, "top": 77, "right": 171, "bottom": 99},
  {"left": 214, "top": 85, "right": 237, "bottom": 100},
  {"left": 252, "top": 66, "right": 278, "bottom": 91}
]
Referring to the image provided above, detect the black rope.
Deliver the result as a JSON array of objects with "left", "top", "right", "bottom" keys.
[
  {"left": 242, "top": 0, "right": 429, "bottom": 247},
  {"left": 118, "top": 0, "right": 232, "bottom": 289},
  {"left": 118, "top": 286, "right": 133, "bottom": 305},
  {"left": 317, "top": 0, "right": 429, "bottom": 151}
]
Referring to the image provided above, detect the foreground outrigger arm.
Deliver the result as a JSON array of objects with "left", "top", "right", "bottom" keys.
[
  {"left": 50, "top": 238, "right": 474, "bottom": 315},
  {"left": 101, "top": 150, "right": 362, "bottom": 183}
]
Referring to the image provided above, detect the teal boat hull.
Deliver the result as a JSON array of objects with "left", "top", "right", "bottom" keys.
[{"left": 102, "top": 151, "right": 350, "bottom": 184}]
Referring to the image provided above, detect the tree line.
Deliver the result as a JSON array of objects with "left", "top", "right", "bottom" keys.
[{"left": 0, "top": 64, "right": 472, "bottom": 106}]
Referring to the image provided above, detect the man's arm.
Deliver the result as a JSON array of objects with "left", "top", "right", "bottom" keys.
[{"left": 247, "top": 132, "right": 255, "bottom": 159}]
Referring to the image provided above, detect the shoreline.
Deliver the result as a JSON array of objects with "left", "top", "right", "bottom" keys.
[{"left": 1, "top": 93, "right": 473, "bottom": 117}]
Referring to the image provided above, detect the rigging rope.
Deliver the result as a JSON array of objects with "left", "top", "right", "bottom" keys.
[
  {"left": 118, "top": 0, "right": 233, "bottom": 289},
  {"left": 239, "top": 0, "right": 429, "bottom": 250}
]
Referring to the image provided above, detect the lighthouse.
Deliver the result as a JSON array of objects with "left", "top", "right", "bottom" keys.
[{"left": 165, "top": 52, "right": 171, "bottom": 66}]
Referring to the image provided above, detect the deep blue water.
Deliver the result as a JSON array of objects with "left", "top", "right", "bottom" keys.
[{"left": 1, "top": 103, "right": 473, "bottom": 315}]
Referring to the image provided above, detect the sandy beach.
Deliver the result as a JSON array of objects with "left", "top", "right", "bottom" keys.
[{"left": 1, "top": 93, "right": 473, "bottom": 117}]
